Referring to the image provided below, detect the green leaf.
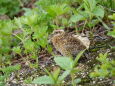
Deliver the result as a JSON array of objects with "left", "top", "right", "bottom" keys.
[
  {"left": 111, "top": 68, "right": 115, "bottom": 76},
  {"left": 0, "top": 76, "right": 6, "bottom": 81},
  {"left": 90, "top": 53, "right": 115, "bottom": 78},
  {"left": 74, "top": 78, "right": 81, "bottom": 84},
  {"left": 108, "top": 14, "right": 115, "bottom": 20},
  {"left": 58, "top": 70, "right": 70, "bottom": 81},
  {"left": 24, "top": 40, "right": 35, "bottom": 52},
  {"left": 44, "top": 68, "right": 55, "bottom": 82},
  {"left": 93, "top": 6, "right": 104, "bottom": 18},
  {"left": 87, "top": 19, "right": 99, "bottom": 28},
  {"left": 47, "top": 45, "right": 53, "bottom": 53},
  {"left": 32, "top": 75, "right": 54, "bottom": 84},
  {"left": 98, "top": 69, "right": 109, "bottom": 78},
  {"left": 71, "top": 68, "right": 79, "bottom": 74},
  {"left": 90, "top": 72, "right": 99, "bottom": 78},
  {"left": 54, "top": 56, "right": 73, "bottom": 70},
  {"left": 1, "top": 64, "right": 21, "bottom": 75},
  {"left": 83, "top": 0, "right": 96, "bottom": 12},
  {"left": 12, "top": 46, "right": 21, "bottom": 55},
  {"left": 0, "top": 82, "right": 5, "bottom": 86},
  {"left": 47, "top": 4, "right": 70, "bottom": 17},
  {"left": 73, "top": 50, "right": 85, "bottom": 67},
  {"left": 111, "top": 46, "right": 115, "bottom": 49},
  {"left": 107, "top": 29, "right": 115, "bottom": 38},
  {"left": 53, "top": 68, "right": 60, "bottom": 81},
  {"left": 96, "top": 53, "right": 108, "bottom": 63},
  {"left": 24, "top": 77, "right": 32, "bottom": 84},
  {"left": 70, "top": 14, "right": 85, "bottom": 23}
]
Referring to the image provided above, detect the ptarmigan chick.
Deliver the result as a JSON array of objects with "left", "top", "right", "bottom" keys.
[{"left": 50, "top": 29, "right": 90, "bottom": 57}]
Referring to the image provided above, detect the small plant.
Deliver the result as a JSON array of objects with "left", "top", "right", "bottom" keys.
[
  {"left": 97, "top": 0, "right": 115, "bottom": 10},
  {"left": 12, "top": 46, "right": 21, "bottom": 56},
  {"left": 0, "top": 20, "right": 14, "bottom": 64},
  {"left": 32, "top": 67, "right": 69, "bottom": 85},
  {"left": 0, "top": 64, "right": 21, "bottom": 86},
  {"left": 13, "top": 14, "right": 50, "bottom": 59},
  {"left": 32, "top": 50, "right": 85, "bottom": 85},
  {"left": 0, "top": 0, "right": 21, "bottom": 17},
  {"left": 90, "top": 53, "right": 115, "bottom": 78},
  {"left": 70, "top": 0, "right": 104, "bottom": 29}
]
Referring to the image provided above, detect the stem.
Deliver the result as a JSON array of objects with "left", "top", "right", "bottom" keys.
[
  {"left": 82, "top": 20, "right": 87, "bottom": 32},
  {"left": 14, "top": 34, "right": 23, "bottom": 42},
  {"left": 71, "top": 74, "right": 76, "bottom": 86},
  {"left": 96, "top": 16, "right": 111, "bottom": 30}
]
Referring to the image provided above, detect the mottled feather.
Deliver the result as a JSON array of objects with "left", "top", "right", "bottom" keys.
[{"left": 50, "top": 29, "right": 90, "bottom": 57}]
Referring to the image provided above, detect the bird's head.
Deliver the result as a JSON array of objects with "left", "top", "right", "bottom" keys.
[
  {"left": 52, "top": 29, "right": 65, "bottom": 36},
  {"left": 48, "top": 29, "right": 65, "bottom": 43}
]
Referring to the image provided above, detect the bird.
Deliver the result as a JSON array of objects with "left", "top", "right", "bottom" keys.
[{"left": 50, "top": 29, "right": 90, "bottom": 57}]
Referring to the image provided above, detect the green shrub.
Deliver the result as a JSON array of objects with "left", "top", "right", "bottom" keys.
[
  {"left": 0, "top": 20, "right": 15, "bottom": 63},
  {"left": 90, "top": 53, "right": 115, "bottom": 78},
  {"left": 0, "top": 64, "right": 21, "bottom": 86},
  {"left": 0, "top": 0, "right": 21, "bottom": 17},
  {"left": 97, "top": 0, "right": 115, "bottom": 10}
]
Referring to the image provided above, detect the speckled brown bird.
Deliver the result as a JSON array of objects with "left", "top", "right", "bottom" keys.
[{"left": 50, "top": 29, "right": 90, "bottom": 57}]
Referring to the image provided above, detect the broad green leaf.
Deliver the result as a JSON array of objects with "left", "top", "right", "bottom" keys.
[
  {"left": 32, "top": 75, "right": 54, "bottom": 84},
  {"left": 47, "top": 4, "right": 70, "bottom": 17},
  {"left": 54, "top": 56, "right": 73, "bottom": 70},
  {"left": 87, "top": 19, "right": 99, "bottom": 28},
  {"left": 58, "top": 70, "right": 70, "bottom": 81},
  {"left": 93, "top": 6, "right": 104, "bottom": 18},
  {"left": 33, "top": 27, "right": 48, "bottom": 39},
  {"left": 70, "top": 14, "right": 85, "bottom": 23}
]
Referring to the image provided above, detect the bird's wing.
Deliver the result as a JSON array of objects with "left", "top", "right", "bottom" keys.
[{"left": 64, "top": 36, "right": 84, "bottom": 56}]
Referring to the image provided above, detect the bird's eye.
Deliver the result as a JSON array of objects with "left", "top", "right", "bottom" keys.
[
  {"left": 82, "top": 36, "right": 87, "bottom": 37},
  {"left": 55, "top": 31, "right": 61, "bottom": 34},
  {"left": 55, "top": 32, "right": 59, "bottom": 34}
]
